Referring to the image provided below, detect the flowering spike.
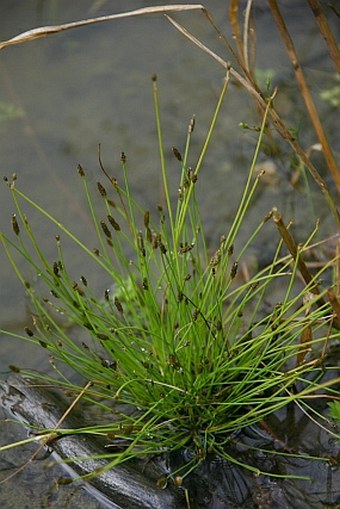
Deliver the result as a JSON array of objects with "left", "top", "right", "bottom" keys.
[{"left": 11, "top": 214, "right": 20, "bottom": 235}]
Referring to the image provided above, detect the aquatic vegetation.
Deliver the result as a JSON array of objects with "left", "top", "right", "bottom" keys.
[
  {"left": 0, "top": 3, "right": 339, "bottom": 503},
  {"left": 1, "top": 75, "right": 339, "bottom": 485}
]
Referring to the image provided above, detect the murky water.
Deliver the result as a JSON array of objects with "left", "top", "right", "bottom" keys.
[{"left": 0, "top": 0, "right": 339, "bottom": 507}]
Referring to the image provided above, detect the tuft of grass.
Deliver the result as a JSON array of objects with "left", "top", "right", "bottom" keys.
[{"left": 1, "top": 77, "right": 339, "bottom": 484}]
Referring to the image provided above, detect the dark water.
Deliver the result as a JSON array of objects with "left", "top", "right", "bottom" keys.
[{"left": 0, "top": 0, "right": 339, "bottom": 507}]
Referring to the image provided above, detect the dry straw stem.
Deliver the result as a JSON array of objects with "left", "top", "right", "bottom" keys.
[
  {"left": 327, "top": 237, "right": 340, "bottom": 326},
  {"left": 268, "top": 0, "right": 340, "bottom": 193},
  {"left": 242, "top": 0, "right": 255, "bottom": 75},
  {"left": 0, "top": 4, "right": 205, "bottom": 50},
  {"left": 272, "top": 207, "right": 340, "bottom": 329},
  {"left": 272, "top": 208, "right": 324, "bottom": 298},
  {"left": 307, "top": 0, "right": 340, "bottom": 73},
  {"left": 328, "top": 289, "right": 340, "bottom": 328},
  {"left": 229, "top": 0, "right": 245, "bottom": 66},
  {"left": 228, "top": 0, "right": 256, "bottom": 78}
]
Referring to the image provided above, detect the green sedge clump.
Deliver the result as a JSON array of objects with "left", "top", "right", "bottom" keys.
[{"left": 1, "top": 77, "right": 339, "bottom": 480}]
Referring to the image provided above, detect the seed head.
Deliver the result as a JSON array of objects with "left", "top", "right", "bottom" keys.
[
  {"left": 144, "top": 210, "right": 150, "bottom": 228},
  {"left": 107, "top": 215, "right": 120, "bottom": 231},
  {"left": 11, "top": 214, "right": 20, "bottom": 235},
  {"left": 100, "top": 220, "right": 112, "bottom": 238},
  {"left": 114, "top": 297, "right": 124, "bottom": 314},
  {"left": 172, "top": 147, "right": 182, "bottom": 161},
  {"left": 230, "top": 261, "right": 238, "bottom": 279},
  {"left": 189, "top": 115, "right": 196, "bottom": 133},
  {"left": 77, "top": 164, "right": 85, "bottom": 177},
  {"left": 97, "top": 182, "right": 107, "bottom": 197},
  {"left": 24, "top": 326, "right": 34, "bottom": 337}
]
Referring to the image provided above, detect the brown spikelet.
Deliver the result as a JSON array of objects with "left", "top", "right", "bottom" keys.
[
  {"left": 11, "top": 214, "right": 20, "bottom": 235},
  {"left": 107, "top": 215, "right": 120, "bottom": 231}
]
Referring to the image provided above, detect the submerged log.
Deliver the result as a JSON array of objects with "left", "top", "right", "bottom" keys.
[
  {"left": 0, "top": 374, "right": 180, "bottom": 509},
  {"left": 1, "top": 374, "right": 311, "bottom": 508}
]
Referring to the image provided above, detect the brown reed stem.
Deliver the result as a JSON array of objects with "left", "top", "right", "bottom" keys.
[
  {"left": 268, "top": 0, "right": 340, "bottom": 193},
  {"left": 272, "top": 208, "right": 323, "bottom": 298},
  {"left": 307, "top": 0, "right": 340, "bottom": 73}
]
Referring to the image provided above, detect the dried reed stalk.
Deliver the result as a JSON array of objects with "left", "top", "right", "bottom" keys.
[
  {"left": 229, "top": 0, "right": 245, "bottom": 65},
  {"left": 268, "top": 0, "right": 340, "bottom": 193},
  {"left": 272, "top": 208, "right": 323, "bottom": 299},
  {"left": 0, "top": 5, "right": 205, "bottom": 50},
  {"left": 307, "top": 0, "right": 340, "bottom": 73}
]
